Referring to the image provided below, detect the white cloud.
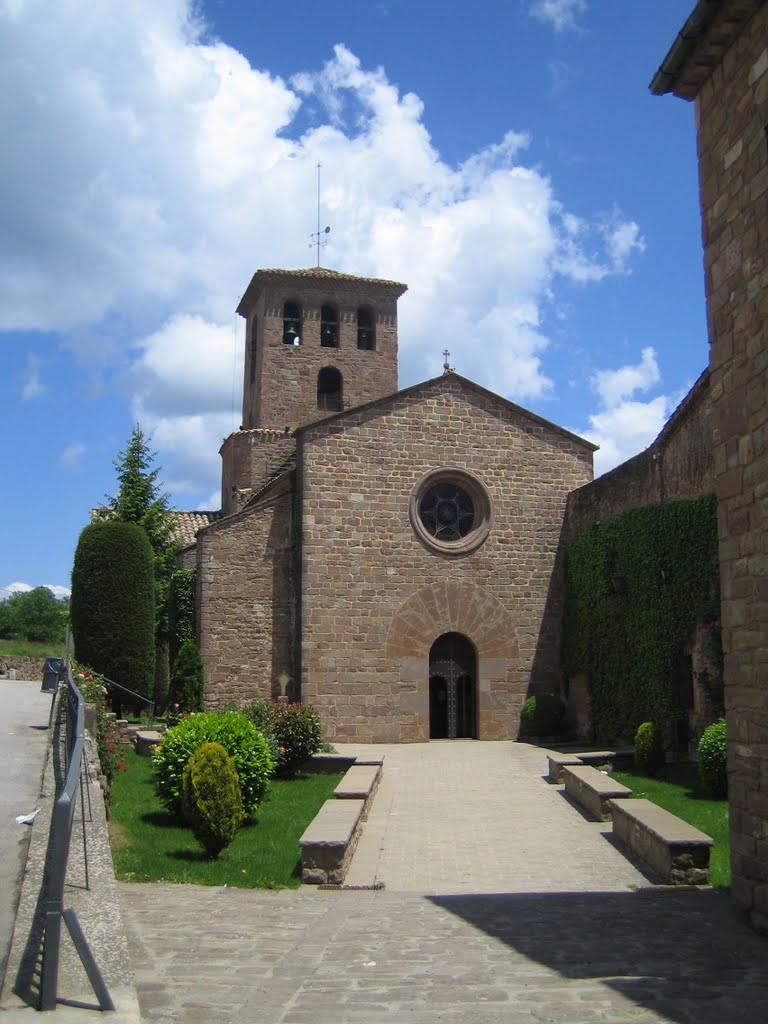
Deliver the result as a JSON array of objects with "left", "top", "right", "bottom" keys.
[
  {"left": 127, "top": 315, "right": 242, "bottom": 418},
  {"left": 3, "top": 582, "right": 32, "bottom": 595},
  {"left": 529, "top": 0, "right": 587, "bottom": 32},
  {"left": 602, "top": 214, "right": 645, "bottom": 271},
  {"left": 59, "top": 441, "right": 86, "bottom": 467},
  {"left": 21, "top": 353, "right": 44, "bottom": 399},
  {"left": 592, "top": 346, "right": 660, "bottom": 407},
  {"left": 585, "top": 396, "right": 669, "bottom": 476},
  {"left": 0, "top": 2, "right": 645, "bottom": 502},
  {"left": 578, "top": 347, "right": 670, "bottom": 475}
]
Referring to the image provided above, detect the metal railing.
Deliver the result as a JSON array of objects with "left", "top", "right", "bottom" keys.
[
  {"left": 38, "top": 663, "right": 113, "bottom": 1011},
  {"left": 101, "top": 674, "right": 155, "bottom": 726}
]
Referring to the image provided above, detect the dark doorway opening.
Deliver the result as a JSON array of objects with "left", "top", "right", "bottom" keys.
[{"left": 429, "top": 632, "right": 477, "bottom": 739}]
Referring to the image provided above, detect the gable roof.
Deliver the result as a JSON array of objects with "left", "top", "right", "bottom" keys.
[
  {"left": 237, "top": 266, "right": 408, "bottom": 316},
  {"left": 296, "top": 371, "right": 598, "bottom": 452}
]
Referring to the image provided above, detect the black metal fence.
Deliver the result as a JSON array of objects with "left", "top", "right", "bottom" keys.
[{"left": 38, "top": 664, "right": 113, "bottom": 1011}]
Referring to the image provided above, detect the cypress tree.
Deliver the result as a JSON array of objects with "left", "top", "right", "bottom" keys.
[{"left": 70, "top": 521, "right": 155, "bottom": 702}]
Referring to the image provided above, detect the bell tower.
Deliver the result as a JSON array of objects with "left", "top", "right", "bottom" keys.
[
  {"left": 236, "top": 267, "right": 407, "bottom": 430},
  {"left": 220, "top": 266, "right": 407, "bottom": 514}
]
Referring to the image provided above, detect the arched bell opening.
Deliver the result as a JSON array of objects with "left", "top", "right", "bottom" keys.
[
  {"left": 428, "top": 632, "right": 477, "bottom": 739},
  {"left": 317, "top": 366, "right": 343, "bottom": 412}
]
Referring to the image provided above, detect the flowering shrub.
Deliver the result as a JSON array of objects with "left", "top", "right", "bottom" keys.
[
  {"left": 76, "top": 668, "right": 128, "bottom": 785},
  {"left": 241, "top": 699, "right": 322, "bottom": 776},
  {"left": 164, "top": 703, "right": 189, "bottom": 729},
  {"left": 153, "top": 711, "right": 273, "bottom": 816}
]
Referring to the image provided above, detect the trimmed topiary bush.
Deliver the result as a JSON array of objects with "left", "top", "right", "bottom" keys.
[
  {"left": 519, "top": 694, "right": 565, "bottom": 739},
  {"left": 634, "top": 721, "right": 664, "bottom": 777},
  {"left": 153, "top": 711, "right": 274, "bottom": 815},
  {"left": 241, "top": 699, "right": 323, "bottom": 776},
  {"left": 168, "top": 640, "right": 205, "bottom": 713},
  {"left": 182, "top": 742, "right": 243, "bottom": 859},
  {"left": 697, "top": 718, "right": 728, "bottom": 797},
  {"left": 70, "top": 521, "right": 156, "bottom": 704}
]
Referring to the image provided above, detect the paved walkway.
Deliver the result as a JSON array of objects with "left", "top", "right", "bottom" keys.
[
  {"left": 0, "top": 679, "right": 51, "bottom": 991},
  {"left": 340, "top": 740, "right": 649, "bottom": 892},
  {"left": 118, "top": 740, "right": 768, "bottom": 1023}
]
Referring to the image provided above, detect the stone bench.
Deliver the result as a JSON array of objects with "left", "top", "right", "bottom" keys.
[
  {"left": 547, "top": 749, "right": 635, "bottom": 783},
  {"left": 562, "top": 764, "right": 633, "bottom": 821},
  {"left": 609, "top": 798, "right": 713, "bottom": 885},
  {"left": 547, "top": 754, "right": 584, "bottom": 783},
  {"left": 333, "top": 763, "right": 382, "bottom": 820},
  {"left": 134, "top": 730, "right": 163, "bottom": 757},
  {"left": 299, "top": 798, "right": 365, "bottom": 884},
  {"left": 578, "top": 749, "right": 634, "bottom": 771}
]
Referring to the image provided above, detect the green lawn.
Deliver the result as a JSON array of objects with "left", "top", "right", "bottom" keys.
[
  {"left": 0, "top": 639, "right": 66, "bottom": 658},
  {"left": 610, "top": 764, "right": 730, "bottom": 889},
  {"left": 108, "top": 746, "right": 342, "bottom": 888}
]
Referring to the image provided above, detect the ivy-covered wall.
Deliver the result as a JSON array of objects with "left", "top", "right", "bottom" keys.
[
  {"left": 563, "top": 494, "right": 722, "bottom": 742},
  {"left": 168, "top": 568, "right": 197, "bottom": 666}
]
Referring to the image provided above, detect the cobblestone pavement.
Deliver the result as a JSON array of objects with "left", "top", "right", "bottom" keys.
[
  {"left": 118, "top": 741, "right": 768, "bottom": 1023},
  {"left": 120, "top": 883, "right": 768, "bottom": 1024}
]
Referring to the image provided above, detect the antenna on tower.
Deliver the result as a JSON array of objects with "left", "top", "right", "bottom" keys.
[{"left": 310, "top": 162, "right": 331, "bottom": 267}]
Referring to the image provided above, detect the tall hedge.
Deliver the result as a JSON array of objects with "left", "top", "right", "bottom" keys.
[
  {"left": 70, "top": 521, "right": 156, "bottom": 700},
  {"left": 168, "top": 569, "right": 197, "bottom": 664},
  {"left": 562, "top": 494, "right": 720, "bottom": 742}
]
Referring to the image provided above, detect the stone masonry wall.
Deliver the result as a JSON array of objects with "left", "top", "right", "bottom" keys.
[
  {"left": 244, "top": 280, "right": 399, "bottom": 431},
  {"left": 298, "top": 376, "right": 593, "bottom": 742},
  {"left": 197, "top": 475, "right": 296, "bottom": 707},
  {"left": 219, "top": 430, "right": 296, "bottom": 515},
  {"left": 695, "top": 3, "right": 768, "bottom": 932}
]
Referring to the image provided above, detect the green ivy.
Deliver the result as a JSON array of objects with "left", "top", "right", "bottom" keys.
[
  {"left": 168, "top": 569, "right": 197, "bottom": 665},
  {"left": 563, "top": 494, "right": 721, "bottom": 742}
]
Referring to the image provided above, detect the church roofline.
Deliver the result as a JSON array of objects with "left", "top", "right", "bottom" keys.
[
  {"left": 649, "top": 0, "right": 761, "bottom": 100},
  {"left": 295, "top": 372, "right": 599, "bottom": 452},
  {"left": 237, "top": 266, "right": 408, "bottom": 316}
]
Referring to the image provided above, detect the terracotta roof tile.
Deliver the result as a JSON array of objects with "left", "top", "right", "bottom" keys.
[
  {"left": 258, "top": 266, "right": 407, "bottom": 288},
  {"left": 171, "top": 510, "right": 222, "bottom": 547}
]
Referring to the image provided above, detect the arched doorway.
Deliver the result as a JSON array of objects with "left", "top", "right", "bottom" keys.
[{"left": 429, "top": 632, "right": 477, "bottom": 739}]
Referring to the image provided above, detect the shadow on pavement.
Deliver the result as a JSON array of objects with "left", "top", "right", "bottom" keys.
[{"left": 429, "top": 887, "right": 768, "bottom": 1024}]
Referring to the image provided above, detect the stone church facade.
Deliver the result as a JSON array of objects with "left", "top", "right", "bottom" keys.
[{"left": 186, "top": 267, "right": 595, "bottom": 742}]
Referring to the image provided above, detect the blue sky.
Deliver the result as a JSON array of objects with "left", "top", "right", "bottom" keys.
[{"left": 1, "top": 0, "right": 705, "bottom": 598}]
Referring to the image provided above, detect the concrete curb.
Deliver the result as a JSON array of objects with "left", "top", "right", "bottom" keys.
[{"left": 0, "top": 699, "right": 140, "bottom": 1020}]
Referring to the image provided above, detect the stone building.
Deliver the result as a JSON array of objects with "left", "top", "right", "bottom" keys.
[
  {"left": 184, "top": 266, "right": 596, "bottom": 742},
  {"left": 651, "top": 0, "right": 768, "bottom": 933}
]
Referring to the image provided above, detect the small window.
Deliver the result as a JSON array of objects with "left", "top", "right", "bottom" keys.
[
  {"left": 317, "top": 366, "right": 343, "bottom": 411},
  {"left": 249, "top": 316, "right": 258, "bottom": 384},
  {"left": 357, "top": 307, "right": 375, "bottom": 350},
  {"left": 320, "top": 305, "right": 338, "bottom": 347},
  {"left": 283, "top": 301, "right": 301, "bottom": 345}
]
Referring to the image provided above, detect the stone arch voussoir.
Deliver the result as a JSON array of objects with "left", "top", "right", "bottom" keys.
[{"left": 384, "top": 581, "right": 519, "bottom": 660}]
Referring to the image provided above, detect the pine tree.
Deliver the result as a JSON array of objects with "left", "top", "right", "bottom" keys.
[{"left": 96, "top": 426, "right": 180, "bottom": 695}]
